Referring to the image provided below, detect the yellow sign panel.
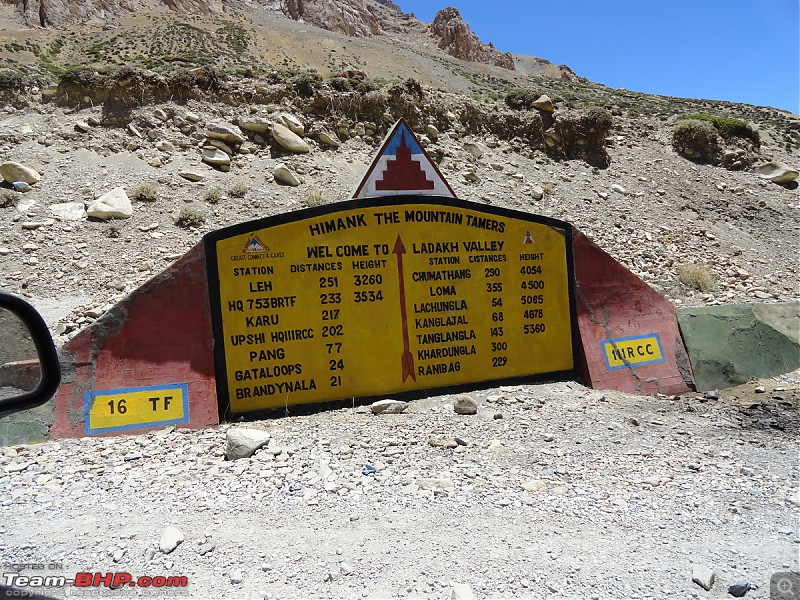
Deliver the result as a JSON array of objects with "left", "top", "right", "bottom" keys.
[
  {"left": 84, "top": 384, "right": 189, "bottom": 434},
  {"left": 601, "top": 334, "right": 665, "bottom": 370},
  {"left": 207, "top": 199, "right": 575, "bottom": 413}
]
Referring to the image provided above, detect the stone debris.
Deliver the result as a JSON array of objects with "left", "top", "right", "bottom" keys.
[
  {"left": 0, "top": 161, "right": 41, "bottom": 185},
  {"left": 453, "top": 394, "right": 478, "bottom": 415},
  {"left": 691, "top": 563, "right": 716, "bottom": 591},
  {"left": 178, "top": 169, "right": 206, "bottom": 182},
  {"left": 205, "top": 123, "right": 246, "bottom": 144},
  {"left": 87, "top": 187, "right": 132, "bottom": 220},
  {"left": 159, "top": 526, "right": 184, "bottom": 554},
  {"left": 273, "top": 163, "right": 301, "bottom": 187},
  {"left": 369, "top": 399, "right": 409, "bottom": 414},
  {"left": 531, "top": 94, "right": 555, "bottom": 112},
  {"left": 238, "top": 116, "right": 272, "bottom": 134},
  {"left": 727, "top": 578, "right": 758, "bottom": 597},
  {"left": 451, "top": 583, "right": 476, "bottom": 599},
  {"left": 224, "top": 427, "right": 271, "bottom": 460},
  {"left": 272, "top": 123, "right": 310, "bottom": 154},
  {"left": 201, "top": 146, "right": 231, "bottom": 167},
  {"left": 753, "top": 160, "right": 798, "bottom": 184},
  {"left": 49, "top": 202, "right": 87, "bottom": 221}
]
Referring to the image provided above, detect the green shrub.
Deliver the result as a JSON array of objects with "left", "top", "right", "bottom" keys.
[
  {"left": 355, "top": 80, "right": 378, "bottom": 94},
  {"left": 672, "top": 120, "right": 720, "bottom": 163},
  {"left": 174, "top": 205, "right": 206, "bottom": 228},
  {"left": 678, "top": 113, "right": 760, "bottom": 146},
  {"left": 677, "top": 263, "right": 717, "bottom": 292},
  {"left": 130, "top": 182, "right": 158, "bottom": 202},
  {"left": 329, "top": 77, "right": 352, "bottom": 92},
  {"left": 292, "top": 70, "right": 321, "bottom": 96},
  {"left": 227, "top": 180, "right": 248, "bottom": 198},
  {"left": 204, "top": 186, "right": 223, "bottom": 204},
  {"left": 505, "top": 88, "right": 537, "bottom": 109},
  {"left": 0, "top": 189, "right": 19, "bottom": 207}
]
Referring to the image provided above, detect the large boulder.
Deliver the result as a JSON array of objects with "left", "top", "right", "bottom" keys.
[
  {"left": 0, "top": 161, "right": 41, "bottom": 185},
  {"left": 87, "top": 188, "right": 132, "bottom": 220},
  {"left": 238, "top": 117, "right": 272, "bottom": 134},
  {"left": 273, "top": 163, "right": 301, "bottom": 186},
  {"left": 754, "top": 160, "right": 798, "bottom": 184},
  {"left": 272, "top": 124, "right": 310, "bottom": 154},
  {"left": 277, "top": 113, "right": 305, "bottom": 136},
  {"left": 205, "top": 123, "right": 245, "bottom": 144},
  {"left": 677, "top": 302, "right": 800, "bottom": 390},
  {"left": 201, "top": 147, "right": 231, "bottom": 167}
]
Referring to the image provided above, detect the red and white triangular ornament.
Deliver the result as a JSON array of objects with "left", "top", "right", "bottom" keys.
[{"left": 352, "top": 119, "right": 456, "bottom": 199}]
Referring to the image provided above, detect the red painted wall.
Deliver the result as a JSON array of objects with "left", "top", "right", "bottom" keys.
[
  {"left": 572, "top": 229, "right": 694, "bottom": 395},
  {"left": 51, "top": 242, "right": 219, "bottom": 438}
]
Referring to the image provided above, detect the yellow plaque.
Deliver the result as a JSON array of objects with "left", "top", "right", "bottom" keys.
[
  {"left": 601, "top": 334, "right": 665, "bottom": 370},
  {"left": 84, "top": 384, "right": 189, "bottom": 434},
  {"left": 206, "top": 198, "right": 576, "bottom": 413}
]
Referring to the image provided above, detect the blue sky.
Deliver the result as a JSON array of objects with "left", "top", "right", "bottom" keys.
[{"left": 397, "top": 0, "right": 799, "bottom": 114}]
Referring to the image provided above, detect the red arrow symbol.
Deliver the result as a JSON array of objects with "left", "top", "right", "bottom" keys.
[{"left": 393, "top": 234, "right": 416, "bottom": 383}]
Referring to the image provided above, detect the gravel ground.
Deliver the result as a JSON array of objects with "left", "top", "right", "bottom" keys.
[{"left": 1, "top": 376, "right": 798, "bottom": 600}]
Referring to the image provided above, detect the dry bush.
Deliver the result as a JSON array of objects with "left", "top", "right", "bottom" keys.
[
  {"left": 130, "top": 182, "right": 158, "bottom": 202},
  {"left": 0, "top": 190, "right": 19, "bottom": 208},
  {"left": 174, "top": 206, "right": 206, "bottom": 228},
  {"left": 204, "top": 186, "right": 223, "bottom": 204},
  {"left": 677, "top": 263, "right": 717, "bottom": 292},
  {"left": 227, "top": 180, "right": 248, "bottom": 198},
  {"left": 303, "top": 189, "right": 329, "bottom": 207}
]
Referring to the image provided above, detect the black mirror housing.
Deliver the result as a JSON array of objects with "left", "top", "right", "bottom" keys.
[{"left": 0, "top": 291, "right": 61, "bottom": 418}]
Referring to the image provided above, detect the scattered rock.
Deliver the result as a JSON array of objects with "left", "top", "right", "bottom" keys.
[
  {"left": 416, "top": 478, "right": 455, "bottom": 491},
  {"left": 425, "top": 124, "right": 440, "bottom": 141},
  {"left": 727, "top": 578, "right": 757, "bottom": 597},
  {"left": 463, "top": 142, "right": 485, "bottom": 159},
  {"left": 272, "top": 123, "right": 310, "bottom": 154},
  {"left": 317, "top": 130, "right": 341, "bottom": 148},
  {"left": 159, "top": 526, "right": 184, "bottom": 554},
  {"left": 531, "top": 95, "right": 555, "bottom": 112},
  {"left": 206, "top": 123, "right": 246, "bottom": 144},
  {"left": 692, "top": 564, "right": 716, "bottom": 591},
  {"left": 11, "top": 182, "right": 33, "bottom": 193},
  {"left": 87, "top": 188, "right": 132, "bottom": 220},
  {"left": 522, "top": 480, "right": 547, "bottom": 493},
  {"left": 754, "top": 161, "right": 798, "bottom": 184},
  {"left": 238, "top": 116, "right": 272, "bottom": 134},
  {"left": 453, "top": 395, "right": 478, "bottom": 415},
  {"left": 277, "top": 113, "right": 305, "bottom": 136},
  {"left": 273, "top": 163, "right": 301, "bottom": 186},
  {"left": 0, "top": 161, "right": 41, "bottom": 185},
  {"left": 369, "top": 399, "right": 408, "bottom": 414},
  {"left": 178, "top": 169, "right": 206, "bottom": 182},
  {"left": 224, "top": 427, "right": 271, "bottom": 460},
  {"left": 451, "top": 583, "right": 475, "bottom": 600},
  {"left": 201, "top": 146, "right": 231, "bottom": 167},
  {"left": 155, "top": 140, "right": 176, "bottom": 153}
]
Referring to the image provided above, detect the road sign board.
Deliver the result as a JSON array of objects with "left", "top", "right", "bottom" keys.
[
  {"left": 352, "top": 119, "right": 455, "bottom": 199},
  {"left": 84, "top": 383, "right": 190, "bottom": 435},
  {"left": 206, "top": 197, "right": 577, "bottom": 415}
]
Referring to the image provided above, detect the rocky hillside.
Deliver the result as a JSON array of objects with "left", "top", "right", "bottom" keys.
[{"left": 0, "top": 1, "right": 796, "bottom": 342}]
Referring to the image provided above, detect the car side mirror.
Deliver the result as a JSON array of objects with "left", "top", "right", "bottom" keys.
[{"left": 0, "top": 291, "right": 61, "bottom": 418}]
